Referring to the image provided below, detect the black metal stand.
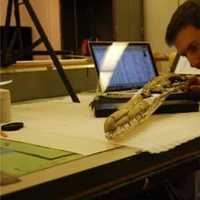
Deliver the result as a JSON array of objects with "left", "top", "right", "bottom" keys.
[{"left": 2, "top": 0, "right": 80, "bottom": 102}]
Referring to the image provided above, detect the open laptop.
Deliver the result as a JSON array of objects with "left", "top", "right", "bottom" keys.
[
  {"left": 89, "top": 41, "right": 158, "bottom": 94},
  {"left": 89, "top": 42, "right": 199, "bottom": 117},
  {"left": 89, "top": 41, "right": 158, "bottom": 117},
  {"left": 171, "top": 54, "right": 200, "bottom": 75}
]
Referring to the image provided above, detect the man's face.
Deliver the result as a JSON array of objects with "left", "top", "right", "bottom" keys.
[{"left": 175, "top": 25, "right": 200, "bottom": 69}]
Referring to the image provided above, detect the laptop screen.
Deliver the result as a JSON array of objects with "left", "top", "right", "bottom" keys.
[{"left": 89, "top": 42, "right": 158, "bottom": 92}]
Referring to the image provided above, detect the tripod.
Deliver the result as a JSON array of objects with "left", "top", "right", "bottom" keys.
[{"left": 2, "top": 0, "right": 80, "bottom": 102}]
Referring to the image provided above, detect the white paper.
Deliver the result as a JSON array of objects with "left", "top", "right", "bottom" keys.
[
  {"left": 2, "top": 94, "right": 200, "bottom": 155},
  {"left": 2, "top": 94, "right": 119, "bottom": 155},
  {"left": 111, "top": 112, "right": 200, "bottom": 153}
]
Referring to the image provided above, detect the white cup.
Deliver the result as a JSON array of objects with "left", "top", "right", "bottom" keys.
[{"left": 0, "top": 89, "right": 11, "bottom": 123}]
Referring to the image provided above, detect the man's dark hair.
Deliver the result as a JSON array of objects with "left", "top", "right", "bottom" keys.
[{"left": 165, "top": 0, "right": 200, "bottom": 46}]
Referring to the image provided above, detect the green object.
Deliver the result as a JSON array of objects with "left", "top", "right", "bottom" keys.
[
  {"left": 0, "top": 139, "right": 72, "bottom": 159},
  {"left": 0, "top": 139, "right": 83, "bottom": 177}
]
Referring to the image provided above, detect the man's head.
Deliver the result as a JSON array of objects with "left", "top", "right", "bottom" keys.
[{"left": 166, "top": 0, "right": 200, "bottom": 68}]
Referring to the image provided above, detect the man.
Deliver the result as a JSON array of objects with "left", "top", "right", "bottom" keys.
[
  {"left": 164, "top": 1, "right": 200, "bottom": 200},
  {"left": 166, "top": 0, "right": 200, "bottom": 92}
]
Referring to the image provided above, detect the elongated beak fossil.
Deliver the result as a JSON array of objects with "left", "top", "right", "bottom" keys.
[{"left": 104, "top": 74, "right": 188, "bottom": 139}]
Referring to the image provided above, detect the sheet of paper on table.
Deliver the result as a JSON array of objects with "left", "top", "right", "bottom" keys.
[
  {"left": 2, "top": 94, "right": 200, "bottom": 155},
  {"left": 110, "top": 111, "right": 200, "bottom": 153},
  {"left": 2, "top": 94, "right": 120, "bottom": 155}
]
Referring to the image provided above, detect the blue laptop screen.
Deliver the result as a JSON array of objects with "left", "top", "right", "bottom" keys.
[{"left": 90, "top": 42, "right": 157, "bottom": 92}]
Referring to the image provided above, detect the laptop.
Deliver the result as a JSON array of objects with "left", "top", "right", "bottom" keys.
[
  {"left": 89, "top": 41, "right": 158, "bottom": 94},
  {"left": 89, "top": 41, "right": 159, "bottom": 117},
  {"left": 89, "top": 42, "right": 199, "bottom": 117},
  {"left": 171, "top": 54, "right": 200, "bottom": 75}
]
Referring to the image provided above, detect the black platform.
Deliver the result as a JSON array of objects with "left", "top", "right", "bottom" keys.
[{"left": 91, "top": 93, "right": 200, "bottom": 118}]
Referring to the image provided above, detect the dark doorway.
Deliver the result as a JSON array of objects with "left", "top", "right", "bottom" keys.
[{"left": 60, "top": 0, "right": 114, "bottom": 54}]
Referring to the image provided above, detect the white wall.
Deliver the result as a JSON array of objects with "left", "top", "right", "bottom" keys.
[
  {"left": 144, "top": 0, "right": 188, "bottom": 55},
  {"left": 144, "top": 0, "right": 179, "bottom": 54}
]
